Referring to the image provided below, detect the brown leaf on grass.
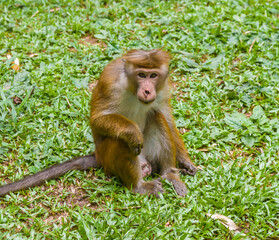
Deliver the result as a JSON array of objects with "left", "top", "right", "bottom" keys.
[
  {"left": 12, "top": 59, "right": 20, "bottom": 71},
  {"left": 31, "top": 10, "right": 39, "bottom": 18},
  {"left": 206, "top": 213, "right": 246, "bottom": 236},
  {"left": 249, "top": 37, "right": 258, "bottom": 53},
  {"left": 178, "top": 128, "right": 190, "bottom": 135},
  {"left": 50, "top": 8, "right": 60, "bottom": 12},
  {"left": 28, "top": 53, "right": 38, "bottom": 57},
  {"left": 197, "top": 148, "right": 209, "bottom": 152},
  {"left": 7, "top": 54, "right": 20, "bottom": 72},
  {"left": 11, "top": 86, "right": 35, "bottom": 106},
  {"left": 244, "top": 111, "right": 252, "bottom": 118},
  {"left": 69, "top": 48, "right": 78, "bottom": 53},
  {"left": 12, "top": 96, "right": 22, "bottom": 105},
  {"left": 197, "top": 166, "right": 204, "bottom": 170},
  {"left": 165, "top": 221, "right": 172, "bottom": 227},
  {"left": 217, "top": 80, "right": 224, "bottom": 86}
]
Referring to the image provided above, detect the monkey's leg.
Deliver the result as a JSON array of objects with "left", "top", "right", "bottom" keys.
[
  {"left": 95, "top": 138, "right": 163, "bottom": 197},
  {"left": 143, "top": 112, "right": 187, "bottom": 197},
  {"left": 0, "top": 154, "right": 98, "bottom": 197}
]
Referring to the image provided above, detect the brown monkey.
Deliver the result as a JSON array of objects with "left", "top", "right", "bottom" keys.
[
  {"left": 0, "top": 49, "right": 196, "bottom": 197},
  {"left": 90, "top": 49, "right": 196, "bottom": 197}
]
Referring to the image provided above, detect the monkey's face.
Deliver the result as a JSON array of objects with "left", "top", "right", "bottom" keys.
[
  {"left": 135, "top": 69, "right": 159, "bottom": 104},
  {"left": 126, "top": 67, "right": 168, "bottom": 105}
]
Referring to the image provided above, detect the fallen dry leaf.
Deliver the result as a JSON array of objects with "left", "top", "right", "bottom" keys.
[
  {"left": 249, "top": 37, "right": 258, "bottom": 53},
  {"left": 29, "top": 53, "right": 38, "bottom": 57},
  {"left": 165, "top": 221, "right": 172, "bottom": 227},
  {"left": 13, "top": 96, "right": 22, "bottom": 105},
  {"left": 206, "top": 213, "right": 245, "bottom": 236},
  {"left": 7, "top": 54, "right": 20, "bottom": 72},
  {"left": 196, "top": 166, "right": 204, "bottom": 171},
  {"left": 50, "top": 8, "right": 60, "bottom": 12},
  {"left": 197, "top": 148, "right": 209, "bottom": 152},
  {"left": 12, "top": 58, "right": 20, "bottom": 71},
  {"left": 31, "top": 10, "right": 39, "bottom": 18}
]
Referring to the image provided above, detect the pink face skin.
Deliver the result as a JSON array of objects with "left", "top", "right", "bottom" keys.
[
  {"left": 137, "top": 80, "right": 157, "bottom": 103},
  {"left": 124, "top": 60, "right": 168, "bottom": 104},
  {"left": 136, "top": 70, "right": 161, "bottom": 104}
]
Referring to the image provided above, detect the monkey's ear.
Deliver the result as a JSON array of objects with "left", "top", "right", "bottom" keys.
[{"left": 123, "top": 59, "right": 134, "bottom": 75}]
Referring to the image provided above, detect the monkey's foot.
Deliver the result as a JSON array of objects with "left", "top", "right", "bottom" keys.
[
  {"left": 133, "top": 179, "right": 164, "bottom": 198},
  {"left": 161, "top": 169, "right": 187, "bottom": 197},
  {"left": 169, "top": 178, "right": 187, "bottom": 197},
  {"left": 179, "top": 161, "right": 197, "bottom": 176}
]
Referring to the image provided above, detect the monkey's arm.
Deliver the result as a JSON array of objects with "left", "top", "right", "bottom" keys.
[
  {"left": 164, "top": 109, "right": 197, "bottom": 176},
  {"left": 90, "top": 114, "right": 143, "bottom": 155},
  {"left": 0, "top": 154, "right": 98, "bottom": 197},
  {"left": 172, "top": 130, "right": 197, "bottom": 176}
]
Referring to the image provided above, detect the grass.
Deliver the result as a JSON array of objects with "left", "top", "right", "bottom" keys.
[{"left": 0, "top": 0, "right": 278, "bottom": 239}]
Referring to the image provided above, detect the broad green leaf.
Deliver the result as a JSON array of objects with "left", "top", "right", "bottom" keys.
[
  {"left": 224, "top": 112, "right": 253, "bottom": 130},
  {"left": 251, "top": 106, "right": 265, "bottom": 120},
  {"left": 184, "top": 58, "right": 199, "bottom": 68},
  {"left": 202, "top": 54, "right": 226, "bottom": 70},
  {"left": 241, "top": 136, "right": 256, "bottom": 147},
  {"left": 72, "top": 77, "right": 89, "bottom": 89}
]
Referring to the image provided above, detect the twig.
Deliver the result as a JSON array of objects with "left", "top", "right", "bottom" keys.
[
  {"left": 65, "top": 97, "right": 71, "bottom": 108},
  {"left": 94, "top": 206, "right": 141, "bottom": 212},
  {"left": 249, "top": 37, "right": 258, "bottom": 53},
  {"left": 31, "top": 10, "right": 39, "bottom": 18}
]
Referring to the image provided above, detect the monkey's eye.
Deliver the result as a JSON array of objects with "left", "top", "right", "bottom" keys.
[
  {"left": 150, "top": 73, "right": 157, "bottom": 78},
  {"left": 138, "top": 73, "right": 146, "bottom": 78}
]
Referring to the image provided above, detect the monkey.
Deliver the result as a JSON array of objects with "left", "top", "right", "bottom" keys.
[
  {"left": 0, "top": 49, "right": 197, "bottom": 198},
  {"left": 89, "top": 49, "right": 197, "bottom": 197}
]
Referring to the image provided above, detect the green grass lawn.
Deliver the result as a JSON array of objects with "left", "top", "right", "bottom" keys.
[{"left": 0, "top": 0, "right": 278, "bottom": 239}]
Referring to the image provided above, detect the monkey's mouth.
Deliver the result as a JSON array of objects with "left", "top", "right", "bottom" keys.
[{"left": 139, "top": 98, "right": 155, "bottom": 104}]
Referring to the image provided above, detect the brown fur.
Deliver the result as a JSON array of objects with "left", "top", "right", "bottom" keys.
[{"left": 123, "top": 49, "right": 171, "bottom": 68}]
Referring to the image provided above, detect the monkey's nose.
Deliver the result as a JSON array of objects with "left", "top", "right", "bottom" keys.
[
  {"left": 144, "top": 90, "right": 151, "bottom": 96},
  {"left": 138, "top": 89, "right": 156, "bottom": 104}
]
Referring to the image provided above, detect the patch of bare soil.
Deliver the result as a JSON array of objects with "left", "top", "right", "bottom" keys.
[{"left": 79, "top": 34, "right": 107, "bottom": 49}]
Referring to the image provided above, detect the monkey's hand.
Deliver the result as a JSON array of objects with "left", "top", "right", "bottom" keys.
[
  {"left": 125, "top": 124, "right": 144, "bottom": 156},
  {"left": 90, "top": 114, "right": 143, "bottom": 155},
  {"left": 179, "top": 161, "right": 197, "bottom": 176}
]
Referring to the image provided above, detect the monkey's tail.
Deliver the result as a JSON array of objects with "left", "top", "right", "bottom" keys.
[{"left": 0, "top": 154, "right": 99, "bottom": 197}]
